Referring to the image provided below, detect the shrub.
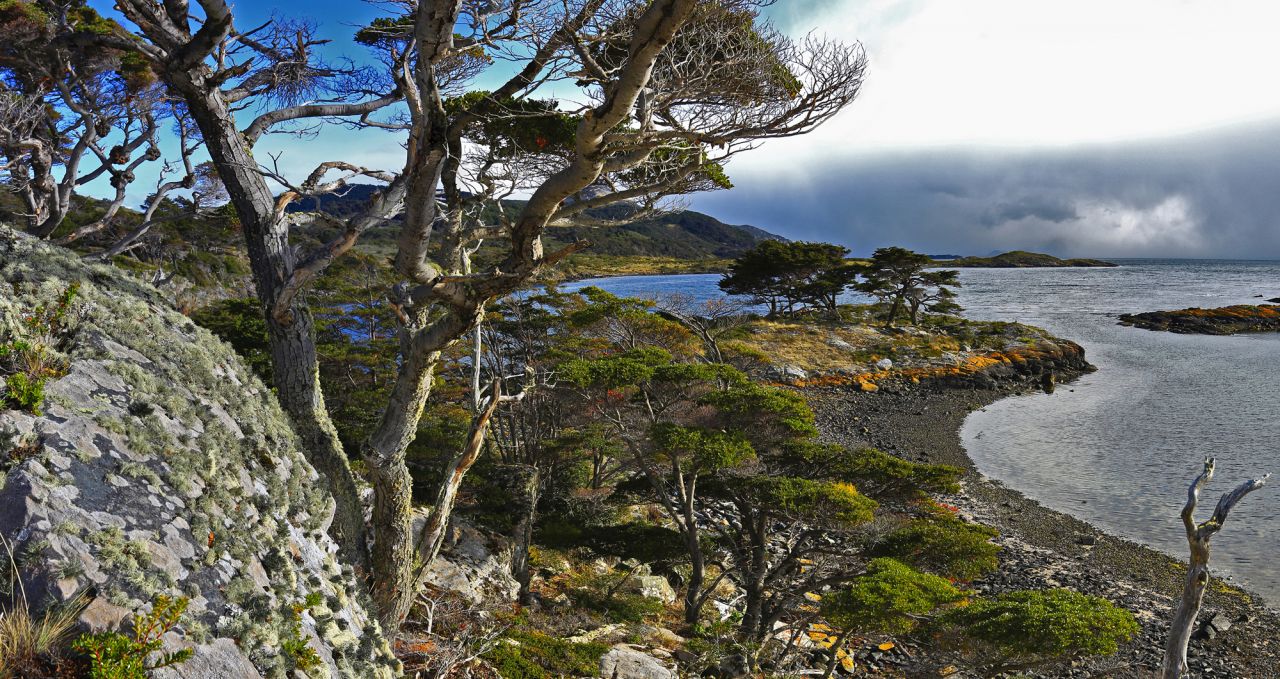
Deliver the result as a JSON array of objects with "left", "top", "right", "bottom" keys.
[
  {"left": 1, "top": 282, "right": 81, "bottom": 414},
  {"left": 822, "top": 558, "right": 964, "bottom": 635},
  {"left": 943, "top": 589, "right": 1138, "bottom": 663},
  {"left": 482, "top": 630, "right": 608, "bottom": 679},
  {"left": 72, "top": 594, "right": 193, "bottom": 679},
  {"left": 871, "top": 514, "right": 999, "bottom": 581},
  {"left": 832, "top": 447, "right": 962, "bottom": 499}
]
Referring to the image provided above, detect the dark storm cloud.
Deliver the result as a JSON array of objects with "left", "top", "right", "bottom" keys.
[
  {"left": 979, "top": 198, "right": 1078, "bottom": 227},
  {"left": 692, "top": 120, "right": 1280, "bottom": 259}
]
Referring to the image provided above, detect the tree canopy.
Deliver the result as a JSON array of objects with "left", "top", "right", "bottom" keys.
[
  {"left": 857, "top": 246, "right": 962, "bottom": 326},
  {"left": 719, "top": 239, "right": 860, "bottom": 315}
]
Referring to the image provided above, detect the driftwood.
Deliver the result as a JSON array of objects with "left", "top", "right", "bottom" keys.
[{"left": 1160, "top": 458, "right": 1269, "bottom": 678}]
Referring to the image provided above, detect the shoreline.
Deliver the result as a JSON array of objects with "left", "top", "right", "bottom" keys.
[{"left": 802, "top": 374, "right": 1280, "bottom": 677}]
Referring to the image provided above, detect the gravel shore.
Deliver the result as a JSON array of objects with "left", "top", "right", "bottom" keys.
[{"left": 802, "top": 376, "right": 1280, "bottom": 678}]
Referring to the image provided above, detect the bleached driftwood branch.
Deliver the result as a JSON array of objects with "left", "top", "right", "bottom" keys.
[{"left": 1161, "top": 457, "right": 1269, "bottom": 678}]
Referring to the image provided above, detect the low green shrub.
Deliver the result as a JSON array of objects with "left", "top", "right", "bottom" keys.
[
  {"left": 871, "top": 514, "right": 999, "bottom": 581},
  {"left": 835, "top": 447, "right": 962, "bottom": 499},
  {"left": 943, "top": 589, "right": 1138, "bottom": 663},
  {"left": 1, "top": 282, "right": 80, "bottom": 414},
  {"left": 482, "top": 630, "right": 608, "bottom": 679},
  {"left": 71, "top": 594, "right": 192, "bottom": 679},
  {"left": 823, "top": 558, "right": 964, "bottom": 635}
]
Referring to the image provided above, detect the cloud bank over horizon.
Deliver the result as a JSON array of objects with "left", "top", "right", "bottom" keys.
[{"left": 691, "top": 119, "right": 1280, "bottom": 260}]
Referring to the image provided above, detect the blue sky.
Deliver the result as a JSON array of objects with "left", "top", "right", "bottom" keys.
[{"left": 79, "top": 0, "right": 1280, "bottom": 258}]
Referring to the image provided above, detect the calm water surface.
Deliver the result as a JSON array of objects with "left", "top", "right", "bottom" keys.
[{"left": 567, "top": 262, "right": 1280, "bottom": 603}]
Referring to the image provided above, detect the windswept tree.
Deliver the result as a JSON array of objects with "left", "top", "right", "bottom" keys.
[
  {"left": 0, "top": 1, "right": 200, "bottom": 244},
  {"left": 858, "top": 246, "right": 960, "bottom": 326},
  {"left": 719, "top": 240, "right": 860, "bottom": 315},
  {"left": 58, "top": 0, "right": 867, "bottom": 629}
]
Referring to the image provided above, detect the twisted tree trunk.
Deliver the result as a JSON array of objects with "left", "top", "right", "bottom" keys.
[{"left": 1161, "top": 458, "right": 1268, "bottom": 678}]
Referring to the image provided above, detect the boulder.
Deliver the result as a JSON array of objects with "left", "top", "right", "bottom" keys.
[
  {"left": 620, "top": 574, "right": 677, "bottom": 604},
  {"left": 0, "top": 228, "right": 398, "bottom": 678},
  {"left": 772, "top": 364, "right": 808, "bottom": 381},
  {"left": 417, "top": 517, "right": 519, "bottom": 605},
  {"left": 599, "top": 644, "right": 676, "bottom": 679}
]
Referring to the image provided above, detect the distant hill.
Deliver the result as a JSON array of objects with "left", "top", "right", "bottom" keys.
[
  {"left": 287, "top": 184, "right": 786, "bottom": 261},
  {"left": 942, "top": 250, "right": 1117, "bottom": 268}
]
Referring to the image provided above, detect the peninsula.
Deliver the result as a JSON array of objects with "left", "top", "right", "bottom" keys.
[{"left": 942, "top": 250, "right": 1118, "bottom": 267}]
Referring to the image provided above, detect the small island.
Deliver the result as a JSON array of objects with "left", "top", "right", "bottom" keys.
[
  {"left": 941, "top": 250, "right": 1118, "bottom": 268},
  {"left": 1119, "top": 304, "right": 1280, "bottom": 334}
]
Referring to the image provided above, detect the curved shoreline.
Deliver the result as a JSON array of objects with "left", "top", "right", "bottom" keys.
[{"left": 802, "top": 373, "right": 1280, "bottom": 677}]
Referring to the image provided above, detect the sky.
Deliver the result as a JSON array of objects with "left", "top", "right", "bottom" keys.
[
  {"left": 82, "top": 0, "right": 1280, "bottom": 258},
  {"left": 690, "top": 0, "right": 1280, "bottom": 258}
]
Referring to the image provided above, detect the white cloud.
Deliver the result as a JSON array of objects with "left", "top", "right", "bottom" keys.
[
  {"left": 988, "top": 194, "right": 1205, "bottom": 255},
  {"left": 742, "top": 0, "right": 1280, "bottom": 170}
]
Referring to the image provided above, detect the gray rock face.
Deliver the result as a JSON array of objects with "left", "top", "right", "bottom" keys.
[
  {"left": 0, "top": 228, "right": 398, "bottom": 678},
  {"left": 598, "top": 644, "right": 676, "bottom": 679}
]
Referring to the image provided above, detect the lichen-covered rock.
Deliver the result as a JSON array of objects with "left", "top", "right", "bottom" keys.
[
  {"left": 0, "top": 227, "right": 398, "bottom": 678},
  {"left": 619, "top": 575, "right": 676, "bottom": 604},
  {"left": 598, "top": 644, "right": 676, "bottom": 679},
  {"left": 1119, "top": 304, "right": 1280, "bottom": 335}
]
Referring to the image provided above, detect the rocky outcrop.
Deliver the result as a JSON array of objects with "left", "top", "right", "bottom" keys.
[
  {"left": 786, "top": 339, "right": 1093, "bottom": 394},
  {"left": 0, "top": 227, "right": 398, "bottom": 678},
  {"left": 1118, "top": 305, "right": 1280, "bottom": 335}
]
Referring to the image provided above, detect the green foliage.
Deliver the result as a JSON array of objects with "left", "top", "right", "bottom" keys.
[
  {"left": 699, "top": 382, "right": 818, "bottom": 440},
  {"left": 823, "top": 446, "right": 962, "bottom": 500},
  {"left": 71, "top": 595, "right": 193, "bottom": 679},
  {"left": 857, "top": 247, "right": 961, "bottom": 326},
  {"left": 444, "top": 91, "right": 576, "bottom": 159},
  {"left": 719, "top": 240, "right": 859, "bottom": 314},
  {"left": 3, "top": 372, "right": 44, "bottom": 412},
  {"left": 652, "top": 423, "right": 755, "bottom": 472},
  {"left": 483, "top": 630, "right": 609, "bottom": 679},
  {"left": 280, "top": 626, "right": 322, "bottom": 672},
  {"left": 871, "top": 514, "right": 999, "bottom": 581},
  {"left": 557, "top": 348, "right": 670, "bottom": 389},
  {"left": 735, "top": 476, "right": 876, "bottom": 526},
  {"left": 944, "top": 589, "right": 1138, "bottom": 660},
  {"left": 823, "top": 558, "right": 963, "bottom": 635},
  {"left": 1, "top": 282, "right": 80, "bottom": 414}
]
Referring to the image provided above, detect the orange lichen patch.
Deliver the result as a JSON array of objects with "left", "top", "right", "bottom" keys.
[
  {"left": 806, "top": 625, "right": 857, "bottom": 670},
  {"left": 878, "top": 642, "right": 895, "bottom": 651},
  {"left": 782, "top": 340, "right": 1083, "bottom": 390},
  {"left": 1173, "top": 305, "right": 1280, "bottom": 318},
  {"left": 808, "top": 623, "right": 834, "bottom": 644}
]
